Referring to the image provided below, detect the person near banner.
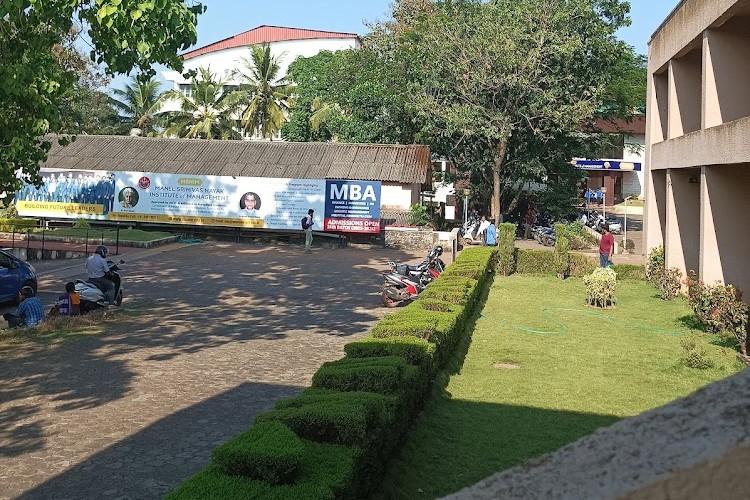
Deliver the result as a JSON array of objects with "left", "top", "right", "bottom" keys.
[{"left": 303, "top": 209, "right": 315, "bottom": 253}]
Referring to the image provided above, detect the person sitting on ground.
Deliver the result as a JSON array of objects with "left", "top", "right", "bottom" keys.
[
  {"left": 57, "top": 281, "right": 80, "bottom": 316},
  {"left": 86, "top": 245, "right": 116, "bottom": 305},
  {"left": 3, "top": 286, "right": 45, "bottom": 328}
]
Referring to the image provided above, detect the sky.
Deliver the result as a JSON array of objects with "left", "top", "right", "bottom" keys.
[{"left": 109, "top": 0, "right": 682, "bottom": 91}]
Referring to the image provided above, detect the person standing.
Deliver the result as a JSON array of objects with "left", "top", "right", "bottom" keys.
[
  {"left": 3, "top": 286, "right": 45, "bottom": 328},
  {"left": 303, "top": 209, "right": 315, "bottom": 253},
  {"left": 524, "top": 207, "right": 536, "bottom": 240},
  {"left": 599, "top": 224, "right": 615, "bottom": 268},
  {"left": 485, "top": 219, "right": 497, "bottom": 246}
]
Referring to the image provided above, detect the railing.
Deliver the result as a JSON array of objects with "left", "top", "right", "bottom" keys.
[{"left": 0, "top": 223, "right": 121, "bottom": 260}]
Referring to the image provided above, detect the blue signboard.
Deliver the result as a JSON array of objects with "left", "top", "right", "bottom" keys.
[
  {"left": 574, "top": 160, "right": 641, "bottom": 172},
  {"left": 324, "top": 180, "right": 381, "bottom": 233}
]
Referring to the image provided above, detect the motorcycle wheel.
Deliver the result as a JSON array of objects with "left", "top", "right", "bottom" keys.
[
  {"left": 115, "top": 290, "right": 123, "bottom": 306},
  {"left": 381, "top": 290, "right": 400, "bottom": 308}
]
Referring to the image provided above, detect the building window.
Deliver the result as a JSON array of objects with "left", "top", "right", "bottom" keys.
[{"left": 179, "top": 84, "right": 192, "bottom": 98}]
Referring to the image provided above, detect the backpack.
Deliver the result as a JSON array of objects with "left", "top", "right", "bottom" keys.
[{"left": 301, "top": 216, "right": 310, "bottom": 229}]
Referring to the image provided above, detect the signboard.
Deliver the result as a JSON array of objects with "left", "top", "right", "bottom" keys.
[
  {"left": 574, "top": 160, "right": 642, "bottom": 172},
  {"left": 15, "top": 168, "right": 382, "bottom": 233}
]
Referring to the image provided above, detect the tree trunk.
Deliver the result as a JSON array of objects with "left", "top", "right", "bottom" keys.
[{"left": 492, "top": 138, "right": 509, "bottom": 221}]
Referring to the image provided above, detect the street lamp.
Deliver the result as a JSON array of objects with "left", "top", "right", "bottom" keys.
[
  {"left": 623, "top": 195, "right": 633, "bottom": 254},
  {"left": 462, "top": 188, "right": 472, "bottom": 225}
]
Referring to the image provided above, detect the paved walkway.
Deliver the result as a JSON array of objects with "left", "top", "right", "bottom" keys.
[{"left": 0, "top": 242, "right": 427, "bottom": 500}]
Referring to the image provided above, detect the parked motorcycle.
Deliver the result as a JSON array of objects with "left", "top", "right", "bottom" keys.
[
  {"left": 459, "top": 217, "right": 483, "bottom": 245},
  {"left": 380, "top": 247, "right": 445, "bottom": 307},
  {"left": 76, "top": 260, "right": 124, "bottom": 313}
]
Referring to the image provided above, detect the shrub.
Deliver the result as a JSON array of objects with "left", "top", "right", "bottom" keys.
[
  {"left": 255, "top": 401, "right": 370, "bottom": 446},
  {"left": 583, "top": 267, "right": 617, "bottom": 308},
  {"left": 653, "top": 266, "right": 682, "bottom": 300},
  {"left": 418, "top": 298, "right": 455, "bottom": 312},
  {"left": 612, "top": 264, "right": 647, "bottom": 281},
  {"left": 553, "top": 223, "right": 570, "bottom": 279},
  {"left": 311, "top": 356, "right": 418, "bottom": 397},
  {"left": 569, "top": 253, "right": 598, "bottom": 277},
  {"left": 496, "top": 223, "right": 516, "bottom": 276},
  {"left": 168, "top": 442, "right": 359, "bottom": 500},
  {"left": 211, "top": 421, "right": 304, "bottom": 484},
  {"left": 646, "top": 245, "right": 665, "bottom": 282},
  {"left": 0, "top": 218, "right": 36, "bottom": 232},
  {"left": 72, "top": 217, "right": 91, "bottom": 228},
  {"left": 685, "top": 271, "right": 748, "bottom": 356},
  {"left": 344, "top": 336, "right": 435, "bottom": 372},
  {"left": 679, "top": 338, "right": 715, "bottom": 370},
  {"left": 516, "top": 249, "right": 555, "bottom": 274},
  {"left": 407, "top": 204, "right": 430, "bottom": 226}
]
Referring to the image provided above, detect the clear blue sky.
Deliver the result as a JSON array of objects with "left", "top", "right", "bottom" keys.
[{"left": 110, "top": 0, "right": 681, "bottom": 90}]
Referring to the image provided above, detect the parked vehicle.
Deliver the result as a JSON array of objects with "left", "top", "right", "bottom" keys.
[
  {"left": 459, "top": 217, "right": 483, "bottom": 245},
  {"left": 76, "top": 260, "right": 124, "bottom": 313},
  {"left": 0, "top": 250, "right": 37, "bottom": 304},
  {"left": 380, "top": 247, "right": 445, "bottom": 307}
]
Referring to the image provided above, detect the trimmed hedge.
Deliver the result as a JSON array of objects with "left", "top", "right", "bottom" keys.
[
  {"left": 212, "top": 421, "right": 303, "bottom": 484},
  {"left": 168, "top": 441, "right": 359, "bottom": 500},
  {"left": 168, "top": 246, "right": 498, "bottom": 499},
  {"left": 612, "top": 263, "right": 646, "bottom": 280},
  {"left": 517, "top": 249, "right": 598, "bottom": 278},
  {"left": 497, "top": 223, "right": 516, "bottom": 276}
]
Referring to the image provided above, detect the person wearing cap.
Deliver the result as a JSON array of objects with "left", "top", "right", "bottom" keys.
[
  {"left": 303, "top": 208, "right": 315, "bottom": 253},
  {"left": 3, "top": 286, "right": 45, "bottom": 328}
]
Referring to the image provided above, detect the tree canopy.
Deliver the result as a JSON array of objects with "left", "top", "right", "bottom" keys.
[{"left": 0, "top": 0, "right": 204, "bottom": 193}]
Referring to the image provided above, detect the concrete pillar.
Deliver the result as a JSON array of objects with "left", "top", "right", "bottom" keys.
[
  {"left": 701, "top": 164, "right": 750, "bottom": 294},
  {"left": 644, "top": 169, "right": 667, "bottom": 256},
  {"left": 665, "top": 168, "right": 701, "bottom": 277},
  {"left": 704, "top": 19, "right": 750, "bottom": 128},
  {"left": 668, "top": 51, "right": 702, "bottom": 139}
]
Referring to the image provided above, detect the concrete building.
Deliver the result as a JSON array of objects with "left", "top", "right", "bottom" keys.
[
  {"left": 160, "top": 25, "right": 361, "bottom": 138},
  {"left": 645, "top": 0, "right": 750, "bottom": 295}
]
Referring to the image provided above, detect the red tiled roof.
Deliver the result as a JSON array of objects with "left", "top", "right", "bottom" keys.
[{"left": 182, "top": 25, "right": 361, "bottom": 60}]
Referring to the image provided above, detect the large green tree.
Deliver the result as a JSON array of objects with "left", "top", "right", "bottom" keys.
[
  {"left": 371, "top": 0, "right": 632, "bottom": 220},
  {"left": 0, "top": 0, "right": 204, "bottom": 193},
  {"left": 229, "top": 43, "right": 295, "bottom": 140},
  {"left": 160, "top": 68, "right": 242, "bottom": 139},
  {"left": 111, "top": 77, "right": 166, "bottom": 136}
]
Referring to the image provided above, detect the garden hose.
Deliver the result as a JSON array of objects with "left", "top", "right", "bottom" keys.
[
  {"left": 480, "top": 307, "right": 690, "bottom": 336},
  {"left": 178, "top": 236, "right": 204, "bottom": 244}
]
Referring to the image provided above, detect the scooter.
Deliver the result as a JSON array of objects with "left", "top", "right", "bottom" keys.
[
  {"left": 380, "top": 247, "right": 445, "bottom": 307},
  {"left": 459, "top": 217, "right": 483, "bottom": 245},
  {"left": 76, "top": 260, "right": 124, "bottom": 313}
]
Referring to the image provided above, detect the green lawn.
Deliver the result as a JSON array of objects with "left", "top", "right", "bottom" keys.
[{"left": 376, "top": 275, "right": 744, "bottom": 499}]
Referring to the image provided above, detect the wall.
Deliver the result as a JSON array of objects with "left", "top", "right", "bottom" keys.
[{"left": 381, "top": 182, "right": 419, "bottom": 211}]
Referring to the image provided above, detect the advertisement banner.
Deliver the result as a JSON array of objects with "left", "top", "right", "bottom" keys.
[
  {"left": 324, "top": 180, "right": 382, "bottom": 234},
  {"left": 15, "top": 168, "right": 381, "bottom": 233}
]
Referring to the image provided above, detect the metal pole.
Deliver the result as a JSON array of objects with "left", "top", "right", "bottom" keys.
[
  {"left": 463, "top": 196, "right": 468, "bottom": 225},
  {"left": 602, "top": 193, "right": 606, "bottom": 222},
  {"left": 115, "top": 223, "right": 120, "bottom": 256}
]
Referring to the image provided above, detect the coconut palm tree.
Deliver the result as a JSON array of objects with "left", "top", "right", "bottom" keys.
[
  {"left": 110, "top": 77, "right": 165, "bottom": 136},
  {"left": 229, "top": 43, "right": 295, "bottom": 140},
  {"left": 159, "top": 68, "right": 242, "bottom": 140}
]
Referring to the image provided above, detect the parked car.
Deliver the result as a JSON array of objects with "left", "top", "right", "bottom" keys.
[{"left": 0, "top": 250, "right": 37, "bottom": 304}]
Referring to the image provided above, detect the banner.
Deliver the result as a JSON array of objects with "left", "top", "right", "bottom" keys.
[
  {"left": 15, "top": 168, "right": 382, "bottom": 233},
  {"left": 574, "top": 160, "right": 642, "bottom": 172}
]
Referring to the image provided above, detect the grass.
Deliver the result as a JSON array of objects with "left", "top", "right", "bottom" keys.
[
  {"left": 28, "top": 227, "right": 176, "bottom": 243},
  {"left": 0, "top": 307, "right": 135, "bottom": 347},
  {"left": 376, "top": 275, "right": 745, "bottom": 499}
]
